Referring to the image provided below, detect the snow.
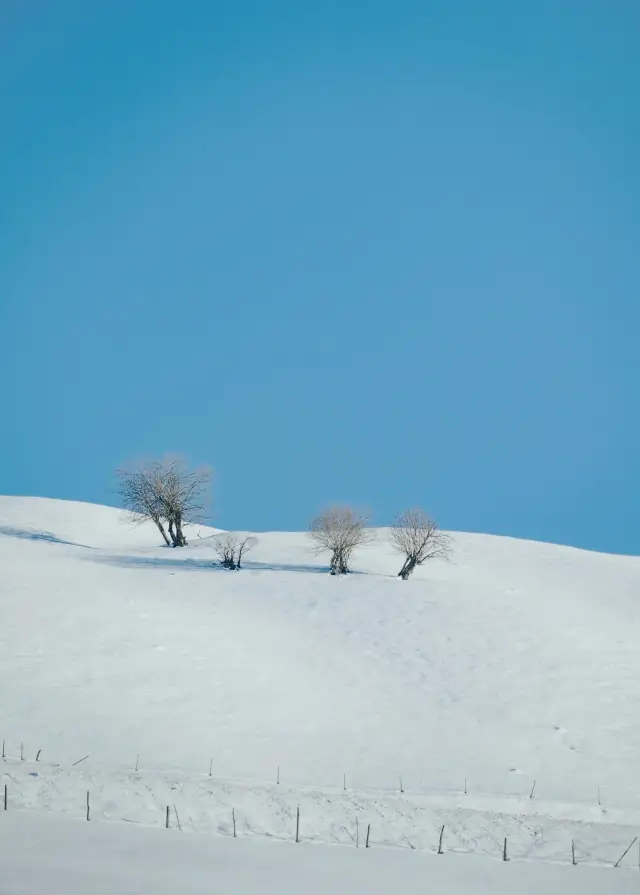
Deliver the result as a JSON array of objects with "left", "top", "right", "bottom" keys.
[
  {"left": 1, "top": 811, "right": 637, "bottom": 895},
  {"left": 1, "top": 495, "right": 639, "bottom": 890}
]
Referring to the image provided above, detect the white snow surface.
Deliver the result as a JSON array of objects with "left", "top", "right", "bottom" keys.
[
  {"left": 1, "top": 811, "right": 637, "bottom": 894},
  {"left": 1, "top": 495, "right": 640, "bottom": 888}
]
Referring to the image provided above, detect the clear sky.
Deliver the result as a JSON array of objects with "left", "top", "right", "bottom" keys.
[{"left": 1, "top": 1, "right": 638, "bottom": 553}]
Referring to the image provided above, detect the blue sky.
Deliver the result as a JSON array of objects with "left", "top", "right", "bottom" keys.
[{"left": 1, "top": 1, "right": 638, "bottom": 553}]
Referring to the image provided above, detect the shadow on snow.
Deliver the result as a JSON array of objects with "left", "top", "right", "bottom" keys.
[
  {"left": 82, "top": 553, "right": 366, "bottom": 575},
  {"left": 0, "top": 526, "right": 94, "bottom": 550},
  {"left": 1, "top": 526, "right": 375, "bottom": 577}
]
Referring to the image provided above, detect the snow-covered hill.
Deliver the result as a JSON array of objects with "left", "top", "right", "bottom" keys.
[{"left": 1, "top": 495, "right": 639, "bottom": 882}]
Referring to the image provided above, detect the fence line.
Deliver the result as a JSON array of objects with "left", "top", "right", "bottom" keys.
[
  {"left": 2, "top": 791, "right": 637, "bottom": 873},
  {"left": 1, "top": 775, "right": 638, "bottom": 870},
  {"left": 2, "top": 738, "right": 635, "bottom": 809},
  {"left": 2, "top": 744, "right": 639, "bottom": 871}
]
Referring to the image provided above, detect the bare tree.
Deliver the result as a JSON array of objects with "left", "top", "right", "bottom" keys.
[
  {"left": 389, "top": 508, "right": 451, "bottom": 579},
  {"left": 213, "top": 533, "right": 257, "bottom": 570},
  {"left": 117, "top": 456, "right": 212, "bottom": 547},
  {"left": 116, "top": 461, "right": 171, "bottom": 546},
  {"left": 235, "top": 536, "right": 257, "bottom": 569},
  {"left": 309, "top": 505, "right": 371, "bottom": 574},
  {"left": 158, "top": 458, "right": 211, "bottom": 548},
  {"left": 213, "top": 534, "right": 237, "bottom": 569}
]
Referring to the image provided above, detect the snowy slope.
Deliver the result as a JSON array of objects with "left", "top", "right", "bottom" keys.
[
  {"left": 2, "top": 811, "right": 638, "bottom": 895},
  {"left": 1, "top": 495, "right": 639, "bottom": 880}
]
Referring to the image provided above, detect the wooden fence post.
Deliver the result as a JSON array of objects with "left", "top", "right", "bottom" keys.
[
  {"left": 572, "top": 840, "right": 576, "bottom": 865},
  {"left": 503, "top": 838, "right": 508, "bottom": 862},
  {"left": 166, "top": 805, "right": 170, "bottom": 829},
  {"left": 232, "top": 808, "right": 236, "bottom": 838},
  {"left": 366, "top": 824, "right": 371, "bottom": 848},
  {"left": 295, "top": 806, "right": 300, "bottom": 843},
  {"left": 529, "top": 780, "right": 536, "bottom": 799},
  {"left": 86, "top": 791, "right": 90, "bottom": 821},
  {"left": 438, "top": 825, "right": 445, "bottom": 854},
  {"left": 614, "top": 836, "right": 638, "bottom": 868},
  {"left": 356, "top": 817, "right": 359, "bottom": 848},
  {"left": 4, "top": 784, "right": 7, "bottom": 811}
]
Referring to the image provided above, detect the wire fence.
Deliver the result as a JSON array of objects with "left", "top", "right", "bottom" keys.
[{"left": 2, "top": 745, "right": 640, "bottom": 872}]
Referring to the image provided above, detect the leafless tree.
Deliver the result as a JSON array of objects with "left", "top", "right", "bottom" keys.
[
  {"left": 213, "top": 533, "right": 257, "bottom": 570},
  {"left": 158, "top": 457, "right": 212, "bottom": 547},
  {"left": 389, "top": 508, "right": 451, "bottom": 579},
  {"left": 116, "top": 456, "right": 212, "bottom": 547},
  {"left": 309, "top": 505, "right": 371, "bottom": 575},
  {"left": 213, "top": 534, "right": 236, "bottom": 569},
  {"left": 116, "top": 460, "right": 171, "bottom": 546},
  {"left": 235, "top": 536, "right": 257, "bottom": 569}
]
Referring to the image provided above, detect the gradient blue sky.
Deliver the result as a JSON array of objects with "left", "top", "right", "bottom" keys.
[{"left": 1, "top": 1, "right": 638, "bottom": 553}]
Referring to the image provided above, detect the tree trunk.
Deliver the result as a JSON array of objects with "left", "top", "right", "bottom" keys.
[
  {"left": 399, "top": 557, "right": 416, "bottom": 580},
  {"left": 153, "top": 517, "right": 171, "bottom": 547},
  {"left": 168, "top": 517, "right": 177, "bottom": 547},
  {"left": 174, "top": 512, "right": 187, "bottom": 547},
  {"left": 331, "top": 548, "right": 349, "bottom": 575}
]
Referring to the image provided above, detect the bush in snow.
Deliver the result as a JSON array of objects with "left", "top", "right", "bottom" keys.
[{"left": 213, "top": 534, "right": 257, "bottom": 570}]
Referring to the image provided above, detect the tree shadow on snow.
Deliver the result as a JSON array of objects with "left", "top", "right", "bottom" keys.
[
  {"left": 83, "top": 554, "right": 226, "bottom": 572},
  {"left": 247, "top": 560, "right": 368, "bottom": 575},
  {"left": 0, "top": 526, "right": 94, "bottom": 549},
  {"left": 83, "top": 553, "right": 365, "bottom": 575}
]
